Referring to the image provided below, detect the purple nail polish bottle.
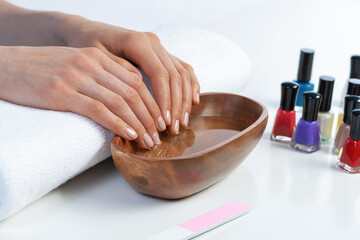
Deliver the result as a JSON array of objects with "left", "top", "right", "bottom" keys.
[{"left": 291, "top": 92, "right": 322, "bottom": 153}]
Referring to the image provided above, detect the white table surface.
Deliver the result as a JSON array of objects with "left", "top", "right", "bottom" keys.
[{"left": 2, "top": 0, "right": 360, "bottom": 239}]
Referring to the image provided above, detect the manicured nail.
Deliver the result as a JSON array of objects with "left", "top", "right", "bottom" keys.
[
  {"left": 183, "top": 112, "right": 189, "bottom": 127},
  {"left": 166, "top": 110, "right": 171, "bottom": 125},
  {"left": 175, "top": 120, "right": 180, "bottom": 134},
  {"left": 132, "top": 72, "right": 141, "bottom": 79},
  {"left": 144, "top": 133, "right": 154, "bottom": 148},
  {"left": 126, "top": 128, "right": 137, "bottom": 140},
  {"left": 196, "top": 92, "right": 200, "bottom": 103},
  {"left": 157, "top": 116, "right": 166, "bottom": 131},
  {"left": 152, "top": 132, "right": 161, "bottom": 145}
]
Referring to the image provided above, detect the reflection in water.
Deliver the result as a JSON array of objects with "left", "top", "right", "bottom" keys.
[{"left": 131, "top": 116, "right": 243, "bottom": 158}]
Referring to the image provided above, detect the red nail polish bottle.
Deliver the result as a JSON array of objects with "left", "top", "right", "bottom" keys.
[
  {"left": 338, "top": 109, "right": 360, "bottom": 173},
  {"left": 271, "top": 82, "right": 299, "bottom": 143}
]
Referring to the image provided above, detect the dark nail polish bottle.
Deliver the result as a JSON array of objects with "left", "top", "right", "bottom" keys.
[
  {"left": 336, "top": 55, "right": 360, "bottom": 130},
  {"left": 337, "top": 109, "right": 360, "bottom": 173},
  {"left": 333, "top": 95, "right": 360, "bottom": 154},
  {"left": 294, "top": 49, "right": 315, "bottom": 107},
  {"left": 271, "top": 82, "right": 299, "bottom": 143},
  {"left": 350, "top": 55, "right": 360, "bottom": 79},
  {"left": 291, "top": 92, "right": 322, "bottom": 153}
]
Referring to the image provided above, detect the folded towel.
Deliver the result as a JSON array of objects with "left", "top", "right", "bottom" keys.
[{"left": 0, "top": 24, "right": 251, "bottom": 221}]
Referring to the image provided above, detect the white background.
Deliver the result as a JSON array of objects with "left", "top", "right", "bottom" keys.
[{"left": 1, "top": 0, "right": 360, "bottom": 239}]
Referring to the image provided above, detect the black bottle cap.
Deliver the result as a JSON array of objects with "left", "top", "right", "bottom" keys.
[
  {"left": 350, "top": 55, "right": 360, "bottom": 79},
  {"left": 350, "top": 109, "right": 360, "bottom": 140},
  {"left": 297, "top": 48, "right": 314, "bottom": 82},
  {"left": 347, "top": 78, "right": 360, "bottom": 95},
  {"left": 280, "top": 82, "right": 299, "bottom": 111},
  {"left": 343, "top": 95, "right": 360, "bottom": 124},
  {"left": 318, "top": 76, "right": 335, "bottom": 112},
  {"left": 302, "top": 92, "right": 322, "bottom": 122}
]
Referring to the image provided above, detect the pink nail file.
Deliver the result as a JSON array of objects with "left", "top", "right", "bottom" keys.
[{"left": 146, "top": 202, "right": 249, "bottom": 240}]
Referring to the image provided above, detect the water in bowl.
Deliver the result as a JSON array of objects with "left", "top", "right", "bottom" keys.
[{"left": 133, "top": 115, "right": 250, "bottom": 158}]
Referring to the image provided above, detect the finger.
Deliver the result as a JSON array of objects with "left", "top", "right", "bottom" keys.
[
  {"left": 81, "top": 48, "right": 162, "bottom": 144},
  {"left": 100, "top": 54, "right": 166, "bottom": 132},
  {"left": 145, "top": 33, "right": 183, "bottom": 134},
  {"left": 170, "top": 56, "right": 192, "bottom": 127},
  {"left": 68, "top": 92, "right": 138, "bottom": 141},
  {"left": 121, "top": 33, "right": 172, "bottom": 128},
  {"left": 78, "top": 80, "right": 156, "bottom": 149},
  {"left": 97, "top": 44, "right": 141, "bottom": 76},
  {"left": 176, "top": 57, "right": 200, "bottom": 105},
  {"left": 95, "top": 70, "right": 161, "bottom": 145}
]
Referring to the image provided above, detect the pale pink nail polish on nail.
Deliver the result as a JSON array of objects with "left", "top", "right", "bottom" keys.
[
  {"left": 131, "top": 72, "right": 140, "bottom": 79},
  {"left": 196, "top": 92, "right": 200, "bottom": 103},
  {"left": 152, "top": 132, "right": 161, "bottom": 145},
  {"left": 184, "top": 112, "right": 189, "bottom": 126},
  {"left": 175, "top": 120, "right": 180, "bottom": 134},
  {"left": 126, "top": 128, "right": 137, "bottom": 139},
  {"left": 158, "top": 117, "right": 166, "bottom": 131},
  {"left": 166, "top": 110, "right": 171, "bottom": 125},
  {"left": 144, "top": 133, "right": 154, "bottom": 148}
]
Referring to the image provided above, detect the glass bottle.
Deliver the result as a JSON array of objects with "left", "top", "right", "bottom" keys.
[
  {"left": 291, "top": 92, "right": 322, "bottom": 153},
  {"left": 271, "top": 82, "right": 299, "bottom": 143},
  {"left": 333, "top": 95, "right": 360, "bottom": 154},
  {"left": 317, "top": 76, "right": 335, "bottom": 143}
]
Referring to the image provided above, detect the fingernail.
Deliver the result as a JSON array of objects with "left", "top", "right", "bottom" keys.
[
  {"left": 132, "top": 72, "right": 140, "bottom": 79},
  {"left": 196, "top": 92, "right": 200, "bottom": 103},
  {"left": 166, "top": 110, "right": 171, "bottom": 125},
  {"left": 183, "top": 112, "right": 189, "bottom": 127},
  {"left": 144, "top": 133, "right": 154, "bottom": 148},
  {"left": 175, "top": 120, "right": 180, "bottom": 134},
  {"left": 126, "top": 128, "right": 138, "bottom": 140},
  {"left": 152, "top": 132, "right": 161, "bottom": 145},
  {"left": 157, "top": 116, "right": 166, "bottom": 131}
]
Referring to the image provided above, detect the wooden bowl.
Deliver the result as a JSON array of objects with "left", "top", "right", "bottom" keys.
[{"left": 111, "top": 93, "right": 268, "bottom": 199}]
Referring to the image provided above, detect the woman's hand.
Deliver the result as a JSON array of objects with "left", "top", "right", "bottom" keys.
[
  {"left": 59, "top": 18, "right": 200, "bottom": 134},
  {"left": 0, "top": 46, "right": 165, "bottom": 149},
  {"left": 0, "top": 1, "right": 201, "bottom": 139}
]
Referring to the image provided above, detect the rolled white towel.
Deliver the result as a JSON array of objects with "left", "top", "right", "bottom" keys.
[{"left": 0, "top": 24, "right": 251, "bottom": 221}]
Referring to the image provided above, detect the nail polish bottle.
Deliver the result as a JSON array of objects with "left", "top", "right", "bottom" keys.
[
  {"left": 333, "top": 95, "right": 360, "bottom": 154},
  {"left": 340, "top": 56, "right": 360, "bottom": 105},
  {"left": 337, "top": 109, "right": 360, "bottom": 173},
  {"left": 294, "top": 48, "right": 315, "bottom": 107},
  {"left": 336, "top": 79, "right": 360, "bottom": 130},
  {"left": 350, "top": 55, "right": 360, "bottom": 78},
  {"left": 317, "top": 76, "right": 335, "bottom": 143},
  {"left": 291, "top": 92, "right": 322, "bottom": 153},
  {"left": 336, "top": 55, "right": 360, "bottom": 130},
  {"left": 271, "top": 82, "right": 299, "bottom": 143}
]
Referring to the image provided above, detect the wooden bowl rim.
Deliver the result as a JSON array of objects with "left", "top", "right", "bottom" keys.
[{"left": 112, "top": 92, "right": 268, "bottom": 161}]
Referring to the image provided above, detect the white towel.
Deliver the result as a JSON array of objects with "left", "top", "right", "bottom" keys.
[
  {"left": 153, "top": 25, "right": 251, "bottom": 93},
  {"left": 0, "top": 24, "right": 251, "bottom": 221}
]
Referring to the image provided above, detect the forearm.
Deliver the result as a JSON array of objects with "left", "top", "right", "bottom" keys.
[{"left": 0, "top": 1, "right": 84, "bottom": 46}]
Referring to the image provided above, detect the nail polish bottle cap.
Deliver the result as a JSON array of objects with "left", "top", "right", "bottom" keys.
[
  {"left": 318, "top": 76, "right": 335, "bottom": 112},
  {"left": 350, "top": 109, "right": 360, "bottom": 140},
  {"left": 297, "top": 48, "right": 314, "bottom": 82},
  {"left": 350, "top": 55, "right": 360, "bottom": 79},
  {"left": 302, "top": 92, "right": 322, "bottom": 122},
  {"left": 343, "top": 95, "right": 360, "bottom": 124},
  {"left": 280, "top": 82, "right": 299, "bottom": 111},
  {"left": 347, "top": 78, "right": 360, "bottom": 95}
]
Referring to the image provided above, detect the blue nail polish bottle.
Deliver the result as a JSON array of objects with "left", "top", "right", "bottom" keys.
[{"left": 294, "top": 48, "right": 315, "bottom": 107}]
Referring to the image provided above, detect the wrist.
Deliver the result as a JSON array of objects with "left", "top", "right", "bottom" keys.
[{"left": 51, "top": 12, "right": 88, "bottom": 46}]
